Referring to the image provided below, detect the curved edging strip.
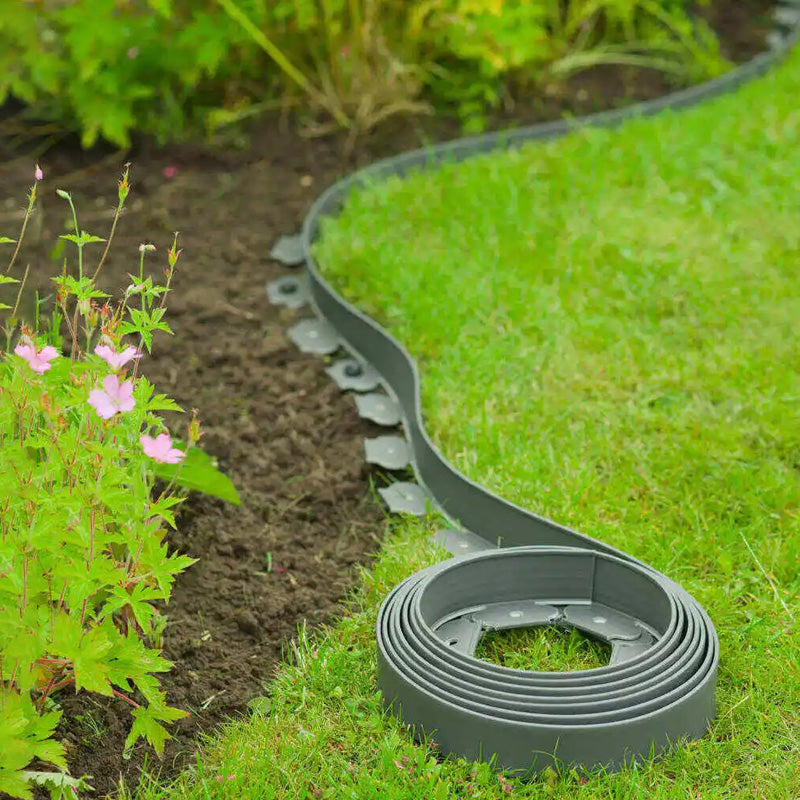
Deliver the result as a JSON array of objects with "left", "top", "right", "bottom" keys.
[{"left": 268, "top": 15, "right": 800, "bottom": 775}]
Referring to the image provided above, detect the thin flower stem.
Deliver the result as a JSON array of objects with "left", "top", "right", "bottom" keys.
[
  {"left": 112, "top": 688, "right": 141, "bottom": 709},
  {"left": 20, "top": 555, "right": 28, "bottom": 619},
  {"left": 64, "top": 193, "right": 82, "bottom": 279},
  {"left": 8, "top": 659, "right": 18, "bottom": 690},
  {"left": 71, "top": 305, "right": 80, "bottom": 361},
  {"left": 5, "top": 184, "right": 36, "bottom": 275},
  {"left": 158, "top": 445, "right": 193, "bottom": 500},
  {"left": 10, "top": 263, "right": 31, "bottom": 321},
  {"left": 92, "top": 165, "right": 130, "bottom": 282},
  {"left": 37, "top": 675, "right": 76, "bottom": 710},
  {"left": 60, "top": 191, "right": 84, "bottom": 359}
]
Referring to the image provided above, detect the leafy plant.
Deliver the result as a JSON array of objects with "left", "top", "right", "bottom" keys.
[
  {"left": 0, "top": 0, "right": 260, "bottom": 148},
  {"left": 0, "top": 165, "right": 235, "bottom": 799},
  {"left": 0, "top": 1, "right": 728, "bottom": 147},
  {"left": 414, "top": 0, "right": 727, "bottom": 131},
  {"left": 214, "top": 0, "right": 431, "bottom": 139}
]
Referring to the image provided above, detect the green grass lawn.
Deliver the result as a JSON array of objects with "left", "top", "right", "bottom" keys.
[{"left": 137, "top": 47, "right": 800, "bottom": 800}]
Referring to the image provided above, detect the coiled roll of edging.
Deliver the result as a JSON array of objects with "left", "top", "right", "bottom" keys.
[
  {"left": 272, "top": 13, "right": 800, "bottom": 778},
  {"left": 377, "top": 547, "right": 717, "bottom": 772}
]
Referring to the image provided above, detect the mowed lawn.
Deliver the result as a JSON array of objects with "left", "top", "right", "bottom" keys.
[{"left": 140, "top": 48, "right": 799, "bottom": 800}]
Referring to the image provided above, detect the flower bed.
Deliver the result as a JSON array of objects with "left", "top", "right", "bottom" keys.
[{"left": 0, "top": 3, "right": 788, "bottom": 794}]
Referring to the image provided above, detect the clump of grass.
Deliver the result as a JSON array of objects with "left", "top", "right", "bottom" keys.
[{"left": 475, "top": 626, "right": 611, "bottom": 672}]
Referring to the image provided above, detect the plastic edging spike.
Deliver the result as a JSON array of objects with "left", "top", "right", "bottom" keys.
[
  {"left": 378, "top": 482, "right": 429, "bottom": 516},
  {"left": 286, "top": 318, "right": 341, "bottom": 355},
  {"left": 270, "top": 234, "right": 305, "bottom": 266},
  {"left": 364, "top": 436, "right": 412, "bottom": 470},
  {"left": 266, "top": 275, "right": 311, "bottom": 309},
  {"left": 354, "top": 392, "right": 403, "bottom": 426},
  {"left": 326, "top": 359, "right": 381, "bottom": 392}
]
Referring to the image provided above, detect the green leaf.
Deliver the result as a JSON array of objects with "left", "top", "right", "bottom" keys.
[
  {"left": 153, "top": 443, "right": 241, "bottom": 506},
  {"left": 0, "top": 768, "right": 32, "bottom": 799},
  {"left": 50, "top": 615, "right": 112, "bottom": 695},
  {"left": 103, "top": 583, "right": 163, "bottom": 632},
  {"left": 123, "top": 694, "right": 187, "bottom": 756},
  {"left": 0, "top": 693, "right": 64, "bottom": 798},
  {"left": 0, "top": 236, "right": 16, "bottom": 244},
  {"left": 58, "top": 231, "right": 105, "bottom": 247},
  {"left": 146, "top": 393, "right": 184, "bottom": 413},
  {"left": 148, "top": 550, "right": 197, "bottom": 597},
  {"left": 20, "top": 771, "right": 93, "bottom": 800},
  {"left": 247, "top": 696, "right": 272, "bottom": 716}
]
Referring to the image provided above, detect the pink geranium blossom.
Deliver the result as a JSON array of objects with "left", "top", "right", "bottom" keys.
[
  {"left": 140, "top": 433, "right": 185, "bottom": 464},
  {"left": 14, "top": 343, "right": 59, "bottom": 374},
  {"left": 95, "top": 343, "right": 141, "bottom": 371},
  {"left": 88, "top": 374, "right": 135, "bottom": 419}
]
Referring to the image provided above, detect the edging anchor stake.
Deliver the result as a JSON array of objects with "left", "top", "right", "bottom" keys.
[{"left": 344, "top": 363, "right": 363, "bottom": 377}]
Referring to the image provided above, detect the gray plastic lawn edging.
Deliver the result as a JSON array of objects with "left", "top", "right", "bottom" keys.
[{"left": 267, "top": 11, "right": 800, "bottom": 777}]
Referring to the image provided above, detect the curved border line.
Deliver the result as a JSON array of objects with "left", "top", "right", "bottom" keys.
[
  {"left": 300, "top": 19, "right": 799, "bottom": 561},
  {"left": 279, "top": 18, "right": 800, "bottom": 771}
]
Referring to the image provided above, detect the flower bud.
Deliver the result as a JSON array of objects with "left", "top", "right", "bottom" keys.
[
  {"left": 188, "top": 409, "right": 202, "bottom": 444},
  {"left": 168, "top": 238, "right": 181, "bottom": 269},
  {"left": 118, "top": 165, "right": 130, "bottom": 203}
]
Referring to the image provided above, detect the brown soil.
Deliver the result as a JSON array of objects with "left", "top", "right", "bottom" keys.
[
  {"left": 0, "top": 1, "right": 779, "bottom": 796},
  {"left": 1, "top": 147, "right": 392, "bottom": 797}
]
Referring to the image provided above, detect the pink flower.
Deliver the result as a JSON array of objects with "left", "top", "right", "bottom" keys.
[
  {"left": 127, "top": 47, "right": 139, "bottom": 59},
  {"left": 140, "top": 433, "right": 185, "bottom": 464},
  {"left": 14, "top": 343, "right": 58, "bottom": 374},
  {"left": 497, "top": 774, "right": 514, "bottom": 793},
  {"left": 35, "top": 163, "right": 43, "bottom": 182},
  {"left": 88, "top": 374, "right": 135, "bottom": 419},
  {"left": 162, "top": 165, "right": 179, "bottom": 179},
  {"left": 95, "top": 343, "right": 141, "bottom": 371}
]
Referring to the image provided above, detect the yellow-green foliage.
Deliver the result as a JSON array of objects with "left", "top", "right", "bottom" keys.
[{"left": 0, "top": 0, "right": 724, "bottom": 146}]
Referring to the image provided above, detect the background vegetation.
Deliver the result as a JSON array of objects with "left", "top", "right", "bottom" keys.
[{"left": 0, "top": 0, "right": 726, "bottom": 148}]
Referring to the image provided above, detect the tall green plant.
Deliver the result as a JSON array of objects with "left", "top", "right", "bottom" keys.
[
  {"left": 0, "top": 166, "right": 234, "bottom": 799},
  {"left": 0, "top": 0, "right": 728, "bottom": 146},
  {"left": 413, "top": 0, "right": 727, "bottom": 130},
  {"left": 214, "top": 0, "right": 431, "bottom": 137}
]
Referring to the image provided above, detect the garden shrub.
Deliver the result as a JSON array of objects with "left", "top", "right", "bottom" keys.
[
  {"left": 0, "top": 0, "right": 725, "bottom": 147},
  {"left": 417, "top": 0, "right": 726, "bottom": 129},
  {"left": 0, "top": 166, "right": 231, "bottom": 799}
]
